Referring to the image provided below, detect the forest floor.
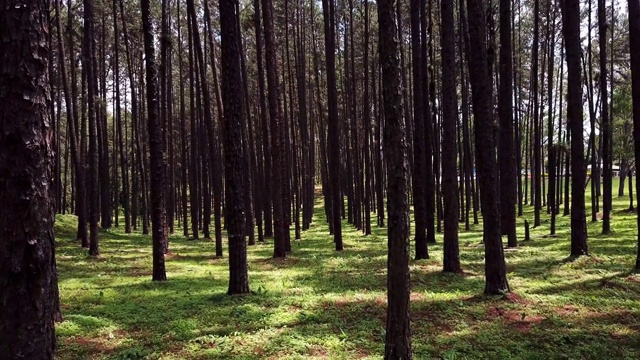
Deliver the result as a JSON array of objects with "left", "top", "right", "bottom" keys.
[{"left": 54, "top": 182, "right": 640, "bottom": 359}]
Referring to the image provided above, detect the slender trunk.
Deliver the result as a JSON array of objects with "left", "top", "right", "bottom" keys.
[{"left": 440, "top": 0, "right": 461, "bottom": 272}]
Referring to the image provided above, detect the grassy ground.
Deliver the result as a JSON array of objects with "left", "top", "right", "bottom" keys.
[{"left": 55, "top": 181, "right": 640, "bottom": 359}]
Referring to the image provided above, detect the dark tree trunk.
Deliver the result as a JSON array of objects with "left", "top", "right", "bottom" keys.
[
  {"left": 220, "top": 0, "right": 250, "bottom": 294},
  {"left": 378, "top": 0, "right": 412, "bottom": 357},
  {"left": 465, "top": 0, "right": 510, "bottom": 295},
  {"left": 532, "top": 0, "right": 542, "bottom": 227},
  {"left": 628, "top": 0, "right": 640, "bottom": 269},
  {"left": 113, "top": 0, "right": 131, "bottom": 234},
  {"left": 141, "top": 0, "right": 167, "bottom": 281},
  {"left": 410, "top": 0, "right": 428, "bottom": 260},
  {"left": 98, "top": 14, "right": 112, "bottom": 231},
  {"left": 422, "top": 0, "right": 436, "bottom": 244},
  {"left": 599, "top": 0, "right": 612, "bottom": 234},
  {"left": 262, "top": 0, "right": 288, "bottom": 257},
  {"left": 203, "top": 0, "right": 225, "bottom": 252},
  {"left": 440, "top": 0, "right": 461, "bottom": 273},
  {"left": 254, "top": 0, "right": 273, "bottom": 239},
  {"left": 0, "top": 0, "right": 59, "bottom": 355},
  {"left": 363, "top": 0, "right": 372, "bottom": 236},
  {"left": 547, "top": 2, "right": 558, "bottom": 236},
  {"left": 84, "top": 0, "right": 100, "bottom": 256},
  {"left": 59, "top": 0, "right": 86, "bottom": 245},
  {"left": 322, "top": 0, "right": 343, "bottom": 250},
  {"left": 374, "top": 57, "right": 385, "bottom": 228},
  {"left": 177, "top": 2, "right": 189, "bottom": 237},
  {"left": 187, "top": 0, "right": 215, "bottom": 241},
  {"left": 629, "top": 169, "right": 635, "bottom": 210},
  {"left": 186, "top": 9, "right": 200, "bottom": 239},
  {"left": 562, "top": 0, "right": 589, "bottom": 257},
  {"left": 499, "top": 0, "right": 517, "bottom": 247}
]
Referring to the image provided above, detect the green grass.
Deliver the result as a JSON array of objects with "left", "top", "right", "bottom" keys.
[{"left": 55, "top": 181, "right": 640, "bottom": 359}]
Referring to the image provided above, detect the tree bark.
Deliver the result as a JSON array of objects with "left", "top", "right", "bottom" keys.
[
  {"left": 499, "top": 0, "right": 517, "bottom": 247},
  {"left": 628, "top": 0, "right": 640, "bottom": 269},
  {"left": 562, "top": 0, "right": 589, "bottom": 257},
  {"left": 441, "top": 0, "right": 461, "bottom": 273},
  {"left": 378, "top": 0, "right": 412, "bottom": 357},
  {"left": 262, "top": 0, "right": 288, "bottom": 257},
  {"left": 0, "top": 1, "right": 59, "bottom": 355},
  {"left": 600, "top": 0, "right": 612, "bottom": 234},
  {"left": 465, "top": 0, "right": 510, "bottom": 295},
  {"left": 220, "top": 0, "right": 250, "bottom": 294},
  {"left": 84, "top": 0, "right": 100, "bottom": 256},
  {"left": 141, "top": 0, "right": 167, "bottom": 280},
  {"left": 322, "top": 0, "right": 344, "bottom": 250}
]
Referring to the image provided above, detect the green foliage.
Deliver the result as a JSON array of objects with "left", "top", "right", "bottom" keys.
[
  {"left": 612, "top": 81, "right": 635, "bottom": 166},
  {"left": 55, "top": 181, "right": 640, "bottom": 359}
]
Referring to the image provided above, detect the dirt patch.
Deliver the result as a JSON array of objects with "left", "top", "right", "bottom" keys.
[
  {"left": 165, "top": 252, "right": 183, "bottom": 260},
  {"left": 503, "top": 293, "right": 531, "bottom": 305},
  {"left": 598, "top": 279, "right": 631, "bottom": 291},
  {"left": 128, "top": 265, "right": 152, "bottom": 276},
  {"left": 306, "top": 345, "right": 329, "bottom": 357},
  {"left": 487, "top": 306, "right": 543, "bottom": 333},
  {"left": 555, "top": 304, "right": 581, "bottom": 316},
  {"left": 69, "top": 336, "right": 118, "bottom": 354}
]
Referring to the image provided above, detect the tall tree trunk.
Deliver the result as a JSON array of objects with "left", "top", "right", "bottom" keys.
[
  {"left": 532, "top": 0, "right": 542, "bottom": 227},
  {"left": 84, "top": 0, "right": 100, "bottom": 256},
  {"left": 220, "top": 0, "right": 250, "bottom": 294},
  {"left": 187, "top": 0, "right": 216, "bottom": 241},
  {"left": 113, "top": 0, "right": 131, "bottom": 234},
  {"left": 547, "top": 1, "right": 558, "bottom": 235},
  {"left": 262, "top": 0, "right": 288, "bottom": 257},
  {"left": 141, "top": 0, "right": 167, "bottom": 281},
  {"left": 322, "top": 0, "right": 343, "bottom": 250},
  {"left": 0, "top": 1, "right": 60, "bottom": 356},
  {"left": 378, "top": 0, "right": 412, "bottom": 356},
  {"left": 410, "top": 0, "right": 428, "bottom": 259},
  {"left": 440, "top": 0, "right": 461, "bottom": 272},
  {"left": 203, "top": 0, "right": 225, "bottom": 252},
  {"left": 59, "top": 0, "right": 86, "bottom": 244},
  {"left": 254, "top": 0, "right": 273, "bottom": 238},
  {"left": 422, "top": 0, "right": 437, "bottom": 243},
  {"left": 499, "top": 0, "right": 517, "bottom": 247},
  {"left": 628, "top": 0, "right": 640, "bottom": 269},
  {"left": 363, "top": 0, "right": 372, "bottom": 235},
  {"left": 177, "top": 1, "right": 189, "bottom": 237},
  {"left": 600, "top": 0, "right": 612, "bottom": 234},
  {"left": 465, "top": 0, "right": 510, "bottom": 295},
  {"left": 562, "top": 0, "right": 589, "bottom": 257}
]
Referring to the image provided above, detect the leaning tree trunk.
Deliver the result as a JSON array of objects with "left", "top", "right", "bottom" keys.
[{"left": 0, "top": 0, "right": 59, "bottom": 356}]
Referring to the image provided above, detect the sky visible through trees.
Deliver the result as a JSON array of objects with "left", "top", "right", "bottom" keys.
[{"left": 2, "top": 0, "right": 640, "bottom": 359}]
